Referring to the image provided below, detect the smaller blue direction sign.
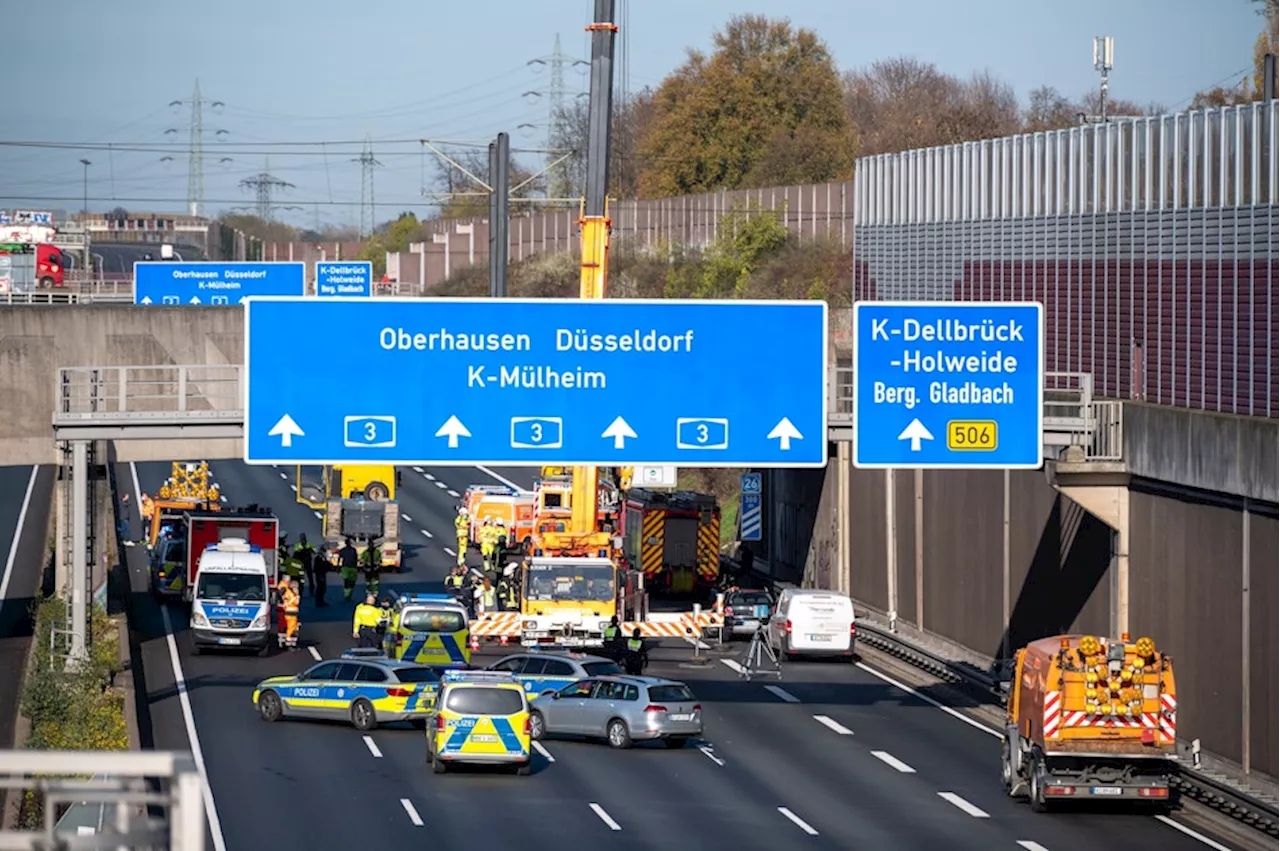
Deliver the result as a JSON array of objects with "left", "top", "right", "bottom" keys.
[
  {"left": 316, "top": 261, "right": 372, "bottom": 297},
  {"left": 133, "top": 261, "right": 305, "bottom": 306},
  {"left": 853, "top": 301, "right": 1044, "bottom": 470},
  {"left": 740, "top": 473, "right": 762, "bottom": 541}
]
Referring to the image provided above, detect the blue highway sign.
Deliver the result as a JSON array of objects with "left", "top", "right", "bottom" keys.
[
  {"left": 244, "top": 297, "right": 828, "bottom": 467},
  {"left": 740, "top": 473, "right": 762, "bottom": 541},
  {"left": 315, "top": 261, "right": 372, "bottom": 297},
  {"left": 852, "top": 301, "right": 1044, "bottom": 470},
  {"left": 134, "top": 261, "right": 305, "bottom": 305}
]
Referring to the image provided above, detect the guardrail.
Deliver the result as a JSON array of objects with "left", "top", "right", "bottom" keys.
[
  {"left": 53, "top": 365, "right": 245, "bottom": 440},
  {"left": 0, "top": 291, "right": 132, "bottom": 305},
  {"left": 853, "top": 619, "right": 1278, "bottom": 839},
  {"left": 0, "top": 749, "right": 204, "bottom": 849}
]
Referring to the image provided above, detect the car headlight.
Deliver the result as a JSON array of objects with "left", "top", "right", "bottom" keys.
[
  {"left": 251, "top": 614, "right": 267, "bottom": 629},
  {"left": 523, "top": 620, "right": 537, "bottom": 630},
  {"left": 192, "top": 612, "right": 209, "bottom": 627}
]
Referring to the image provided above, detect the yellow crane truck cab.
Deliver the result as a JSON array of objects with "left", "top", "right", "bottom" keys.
[
  {"left": 1003, "top": 633, "right": 1177, "bottom": 813},
  {"left": 297, "top": 464, "right": 399, "bottom": 508}
]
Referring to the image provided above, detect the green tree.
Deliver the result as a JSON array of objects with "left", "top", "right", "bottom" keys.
[
  {"left": 664, "top": 204, "right": 789, "bottom": 298},
  {"left": 637, "top": 15, "right": 854, "bottom": 197},
  {"left": 217, "top": 213, "right": 298, "bottom": 245},
  {"left": 358, "top": 212, "right": 423, "bottom": 277},
  {"left": 547, "top": 89, "right": 655, "bottom": 202}
]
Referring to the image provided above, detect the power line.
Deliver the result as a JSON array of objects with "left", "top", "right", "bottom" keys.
[
  {"left": 167, "top": 80, "right": 226, "bottom": 217},
  {"left": 353, "top": 136, "right": 382, "bottom": 238},
  {"left": 528, "top": 34, "right": 588, "bottom": 198},
  {"left": 238, "top": 158, "right": 295, "bottom": 220}
]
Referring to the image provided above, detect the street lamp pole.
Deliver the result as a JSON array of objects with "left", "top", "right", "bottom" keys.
[{"left": 78, "top": 159, "right": 92, "bottom": 216}]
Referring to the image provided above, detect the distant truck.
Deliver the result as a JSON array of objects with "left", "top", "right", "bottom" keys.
[
  {"left": 619, "top": 488, "right": 721, "bottom": 598},
  {"left": 165, "top": 508, "right": 280, "bottom": 603},
  {"left": 1002, "top": 633, "right": 1177, "bottom": 812}
]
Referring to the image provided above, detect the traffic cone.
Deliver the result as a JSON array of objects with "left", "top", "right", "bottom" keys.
[{"left": 469, "top": 635, "right": 480, "bottom": 652}]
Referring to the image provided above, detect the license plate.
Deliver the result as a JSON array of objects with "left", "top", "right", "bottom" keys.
[
  {"left": 470, "top": 734, "right": 498, "bottom": 744},
  {"left": 217, "top": 637, "right": 242, "bottom": 646},
  {"left": 808, "top": 634, "right": 833, "bottom": 642},
  {"left": 1091, "top": 786, "right": 1122, "bottom": 796},
  {"left": 668, "top": 714, "right": 692, "bottom": 721}
]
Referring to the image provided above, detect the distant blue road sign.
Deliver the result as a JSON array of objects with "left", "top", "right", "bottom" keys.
[
  {"left": 134, "top": 261, "right": 305, "bottom": 306},
  {"left": 315, "top": 261, "right": 372, "bottom": 297},
  {"left": 244, "top": 297, "right": 828, "bottom": 467},
  {"left": 740, "top": 473, "right": 762, "bottom": 541},
  {"left": 852, "top": 301, "right": 1044, "bottom": 469}
]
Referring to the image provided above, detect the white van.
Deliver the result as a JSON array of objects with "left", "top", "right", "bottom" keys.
[
  {"left": 189, "top": 538, "right": 272, "bottom": 656},
  {"left": 767, "top": 589, "right": 856, "bottom": 661}
]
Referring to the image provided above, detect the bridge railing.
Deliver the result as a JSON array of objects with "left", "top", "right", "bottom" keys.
[{"left": 54, "top": 365, "right": 243, "bottom": 423}]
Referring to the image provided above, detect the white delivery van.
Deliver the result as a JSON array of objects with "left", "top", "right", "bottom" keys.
[
  {"left": 189, "top": 538, "right": 272, "bottom": 656},
  {"left": 767, "top": 589, "right": 856, "bottom": 661}
]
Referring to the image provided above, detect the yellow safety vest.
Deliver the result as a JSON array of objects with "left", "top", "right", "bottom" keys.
[
  {"left": 353, "top": 603, "right": 381, "bottom": 630},
  {"left": 455, "top": 517, "right": 468, "bottom": 535},
  {"left": 627, "top": 638, "right": 643, "bottom": 652},
  {"left": 480, "top": 588, "right": 496, "bottom": 608},
  {"left": 445, "top": 573, "right": 463, "bottom": 588}
]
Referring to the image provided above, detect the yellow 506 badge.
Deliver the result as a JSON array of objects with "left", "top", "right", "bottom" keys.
[{"left": 947, "top": 420, "right": 998, "bottom": 451}]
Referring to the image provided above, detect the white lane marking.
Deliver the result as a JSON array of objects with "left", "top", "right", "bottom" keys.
[
  {"left": 719, "top": 658, "right": 747, "bottom": 674},
  {"left": 308, "top": 646, "right": 322, "bottom": 661},
  {"left": 220, "top": 495, "right": 227, "bottom": 503},
  {"left": 313, "top": 511, "right": 323, "bottom": 519},
  {"left": 1154, "top": 815, "right": 1235, "bottom": 850},
  {"left": 434, "top": 480, "right": 447, "bottom": 489},
  {"left": 777, "top": 807, "right": 819, "bottom": 835},
  {"left": 699, "top": 746, "right": 725, "bottom": 766},
  {"left": 289, "top": 485, "right": 297, "bottom": 493},
  {"left": 413, "top": 466, "right": 424, "bottom": 473},
  {"left": 272, "top": 465, "right": 278, "bottom": 469},
  {"left": 447, "top": 489, "right": 460, "bottom": 498},
  {"left": 477, "top": 465, "right": 523, "bottom": 490},
  {"left": 424, "top": 473, "right": 436, "bottom": 481},
  {"left": 870, "top": 750, "right": 916, "bottom": 773},
  {"left": 421, "top": 529, "right": 433, "bottom": 539},
  {"left": 0, "top": 466, "right": 38, "bottom": 602},
  {"left": 683, "top": 635, "right": 710, "bottom": 651},
  {"left": 279, "top": 472, "right": 287, "bottom": 480},
  {"left": 855, "top": 662, "right": 1001, "bottom": 738},
  {"left": 400, "top": 798, "right": 424, "bottom": 826},
  {"left": 813, "top": 714, "right": 853, "bottom": 735},
  {"left": 937, "top": 792, "right": 989, "bottom": 818},
  {"left": 129, "top": 462, "right": 144, "bottom": 522},
  {"left": 1016, "top": 842, "right": 1050, "bottom": 851},
  {"left": 401, "top": 514, "right": 412, "bottom": 522},
  {"left": 532, "top": 741, "right": 555, "bottom": 762},
  {"left": 764, "top": 685, "right": 800, "bottom": 703},
  {"left": 444, "top": 547, "right": 456, "bottom": 557},
  {"left": 159, "top": 606, "right": 229, "bottom": 851},
  {"left": 363, "top": 736, "right": 383, "bottom": 758},
  {"left": 589, "top": 802, "right": 622, "bottom": 831}
]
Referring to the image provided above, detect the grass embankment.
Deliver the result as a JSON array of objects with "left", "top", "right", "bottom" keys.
[
  {"left": 678, "top": 468, "right": 744, "bottom": 547},
  {"left": 17, "top": 597, "right": 127, "bottom": 828}
]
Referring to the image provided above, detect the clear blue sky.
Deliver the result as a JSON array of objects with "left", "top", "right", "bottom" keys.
[{"left": 1, "top": 0, "right": 1261, "bottom": 230}]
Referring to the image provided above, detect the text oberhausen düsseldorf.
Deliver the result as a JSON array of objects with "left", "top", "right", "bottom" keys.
[
  {"left": 870, "top": 317, "right": 1026, "bottom": 411},
  {"left": 378, "top": 326, "right": 698, "bottom": 390}
]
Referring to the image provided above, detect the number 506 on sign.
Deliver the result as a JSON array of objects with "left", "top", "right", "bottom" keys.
[{"left": 946, "top": 420, "right": 997, "bottom": 451}]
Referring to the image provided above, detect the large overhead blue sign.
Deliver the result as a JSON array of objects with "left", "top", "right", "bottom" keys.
[
  {"left": 852, "top": 301, "right": 1044, "bottom": 469},
  {"left": 244, "top": 297, "right": 828, "bottom": 467},
  {"left": 133, "top": 261, "right": 305, "bottom": 305},
  {"left": 315, "top": 261, "right": 372, "bottom": 297}
]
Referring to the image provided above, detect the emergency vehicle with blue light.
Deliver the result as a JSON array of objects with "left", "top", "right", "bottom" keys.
[{"left": 426, "top": 670, "right": 532, "bottom": 775}]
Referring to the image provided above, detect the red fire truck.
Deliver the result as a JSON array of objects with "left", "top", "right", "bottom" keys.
[
  {"left": 619, "top": 489, "right": 722, "bottom": 597},
  {"left": 179, "top": 508, "right": 280, "bottom": 603}
]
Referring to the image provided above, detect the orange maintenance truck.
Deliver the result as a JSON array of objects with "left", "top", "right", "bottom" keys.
[{"left": 1002, "top": 633, "right": 1177, "bottom": 812}]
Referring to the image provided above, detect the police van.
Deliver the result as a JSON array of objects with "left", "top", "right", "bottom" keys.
[
  {"left": 386, "top": 593, "right": 472, "bottom": 666},
  {"left": 189, "top": 538, "right": 272, "bottom": 656},
  {"left": 426, "top": 670, "right": 532, "bottom": 775}
]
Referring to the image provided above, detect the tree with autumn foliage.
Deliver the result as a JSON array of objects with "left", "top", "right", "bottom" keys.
[{"left": 635, "top": 15, "right": 854, "bottom": 198}]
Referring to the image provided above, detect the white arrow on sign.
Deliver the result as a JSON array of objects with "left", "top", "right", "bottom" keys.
[
  {"left": 139, "top": 296, "right": 153, "bottom": 305},
  {"left": 239, "top": 296, "right": 249, "bottom": 305},
  {"left": 268, "top": 414, "right": 304, "bottom": 448},
  {"left": 435, "top": 415, "right": 471, "bottom": 449},
  {"left": 189, "top": 296, "right": 201, "bottom": 304},
  {"left": 897, "top": 418, "right": 934, "bottom": 452},
  {"left": 766, "top": 417, "right": 803, "bottom": 450},
  {"left": 601, "top": 415, "right": 637, "bottom": 449}
]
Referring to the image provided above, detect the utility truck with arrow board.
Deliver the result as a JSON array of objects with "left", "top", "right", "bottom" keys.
[{"left": 296, "top": 465, "right": 402, "bottom": 571}]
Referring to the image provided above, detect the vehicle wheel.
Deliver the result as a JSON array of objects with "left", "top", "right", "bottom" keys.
[
  {"left": 528, "top": 710, "right": 546, "bottom": 741},
  {"left": 350, "top": 698, "right": 377, "bottom": 731},
  {"left": 257, "top": 643, "right": 271, "bottom": 658},
  {"left": 1000, "top": 739, "right": 1014, "bottom": 792},
  {"left": 606, "top": 718, "right": 632, "bottom": 750},
  {"left": 514, "top": 761, "right": 531, "bottom": 776},
  {"left": 38, "top": 276, "right": 54, "bottom": 290},
  {"left": 432, "top": 757, "right": 447, "bottom": 774},
  {"left": 410, "top": 718, "right": 427, "bottom": 730},
  {"left": 258, "top": 690, "right": 283, "bottom": 722},
  {"left": 365, "top": 481, "right": 390, "bottom": 501},
  {"left": 1029, "top": 754, "right": 1048, "bottom": 813},
  {"left": 663, "top": 736, "right": 690, "bottom": 750}
]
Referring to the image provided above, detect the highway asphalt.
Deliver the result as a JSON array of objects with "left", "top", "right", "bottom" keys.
[{"left": 115, "top": 460, "right": 1247, "bottom": 851}]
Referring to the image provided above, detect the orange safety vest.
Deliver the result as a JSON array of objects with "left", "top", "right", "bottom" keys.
[{"left": 282, "top": 588, "right": 300, "bottom": 615}]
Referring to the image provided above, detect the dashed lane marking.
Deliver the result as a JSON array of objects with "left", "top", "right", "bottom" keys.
[
  {"left": 413, "top": 466, "right": 424, "bottom": 473},
  {"left": 444, "top": 547, "right": 456, "bottom": 557},
  {"left": 400, "top": 799, "right": 424, "bottom": 826},
  {"left": 532, "top": 741, "right": 555, "bottom": 763},
  {"left": 289, "top": 485, "right": 297, "bottom": 493},
  {"left": 777, "top": 807, "right": 819, "bottom": 835},
  {"left": 764, "top": 685, "right": 800, "bottom": 703},
  {"left": 363, "top": 736, "right": 383, "bottom": 758},
  {"left": 719, "top": 659, "right": 747, "bottom": 674},
  {"left": 813, "top": 715, "right": 853, "bottom": 735},
  {"left": 279, "top": 472, "right": 287, "bottom": 480},
  {"left": 447, "top": 489, "right": 460, "bottom": 498},
  {"left": 589, "top": 803, "right": 622, "bottom": 831},
  {"left": 870, "top": 750, "right": 916, "bottom": 773},
  {"left": 434, "top": 480, "right": 447, "bottom": 489},
  {"left": 477, "top": 465, "right": 523, "bottom": 491},
  {"left": 421, "top": 529, "right": 433, "bottom": 539},
  {"left": 313, "top": 511, "right": 323, "bottom": 519},
  {"left": 424, "top": 473, "right": 436, "bottom": 481},
  {"left": 308, "top": 646, "right": 322, "bottom": 661},
  {"left": 698, "top": 746, "right": 725, "bottom": 766},
  {"left": 1016, "top": 842, "right": 1049, "bottom": 851},
  {"left": 937, "top": 792, "right": 989, "bottom": 818},
  {"left": 402, "top": 514, "right": 412, "bottom": 522}
]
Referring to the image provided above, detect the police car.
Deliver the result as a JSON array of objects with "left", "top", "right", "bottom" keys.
[
  {"left": 486, "top": 648, "right": 623, "bottom": 698},
  {"left": 426, "top": 670, "right": 532, "bottom": 775},
  {"left": 386, "top": 593, "right": 472, "bottom": 666},
  {"left": 253, "top": 653, "right": 460, "bottom": 731}
]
